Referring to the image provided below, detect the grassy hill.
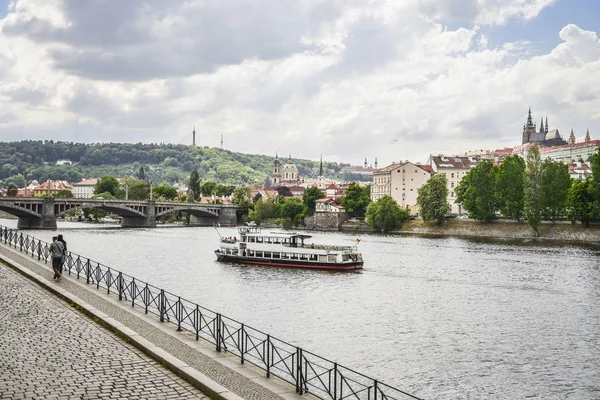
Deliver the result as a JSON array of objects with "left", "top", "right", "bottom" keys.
[{"left": 0, "top": 140, "right": 356, "bottom": 188}]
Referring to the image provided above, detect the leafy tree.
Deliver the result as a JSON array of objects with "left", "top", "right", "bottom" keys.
[
  {"left": 215, "top": 184, "right": 234, "bottom": 197},
  {"left": 95, "top": 176, "right": 120, "bottom": 197},
  {"left": 152, "top": 185, "right": 178, "bottom": 200},
  {"left": 524, "top": 144, "right": 543, "bottom": 235},
  {"left": 566, "top": 178, "right": 595, "bottom": 227},
  {"left": 417, "top": 174, "right": 451, "bottom": 224},
  {"left": 341, "top": 182, "right": 371, "bottom": 218},
  {"left": 199, "top": 181, "right": 218, "bottom": 196},
  {"left": 590, "top": 148, "right": 600, "bottom": 219},
  {"left": 232, "top": 185, "right": 253, "bottom": 222},
  {"left": 276, "top": 186, "right": 293, "bottom": 197},
  {"left": 137, "top": 166, "right": 146, "bottom": 180},
  {"left": 281, "top": 197, "right": 306, "bottom": 226},
  {"left": 540, "top": 160, "right": 571, "bottom": 220},
  {"left": 303, "top": 186, "right": 325, "bottom": 216},
  {"left": 248, "top": 198, "right": 279, "bottom": 224},
  {"left": 365, "top": 195, "right": 409, "bottom": 232},
  {"left": 495, "top": 155, "right": 525, "bottom": 220},
  {"left": 124, "top": 178, "right": 150, "bottom": 200},
  {"left": 55, "top": 190, "right": 74, "bottom": 199},
  {"left": 7, "top": 184, "right": 18, "bottom": 197},
  {"left": 188, "top": 169, "right": 200, "bottom": 202},
  {"left": 455, "top": 160, "right": 497, "bottom": 221}
]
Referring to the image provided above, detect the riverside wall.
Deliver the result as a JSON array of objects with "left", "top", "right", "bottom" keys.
[{"left": 392, "top": 219, "right": 600, "bottom": 244}]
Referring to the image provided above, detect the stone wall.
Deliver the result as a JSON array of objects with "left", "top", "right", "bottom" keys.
[{"left": 304, "top": 212, "right": 349, "bottom": 230}]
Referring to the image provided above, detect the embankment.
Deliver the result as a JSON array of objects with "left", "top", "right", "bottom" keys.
[{"left": 393, "top": 219, "right": 600, "bottom": 244}]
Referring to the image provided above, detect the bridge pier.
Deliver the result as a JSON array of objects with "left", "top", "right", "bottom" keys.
[
  {"left": 17, "top": 198, "right": 57, "bottom": 230},
  {"left": 121, "top": 201, "right": 156, "bottom": 228}
]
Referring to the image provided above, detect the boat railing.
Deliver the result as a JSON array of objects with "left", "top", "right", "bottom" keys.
[{"left": 0, "top": 224, "right": 420, "bottom": 400}]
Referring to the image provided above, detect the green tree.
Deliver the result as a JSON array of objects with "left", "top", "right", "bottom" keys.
[
  {"left": 188, "top": 169, "right": 200, "bottom": 202},
  {"left": 365, "top": 195, "right": 409, "bottom": 232},
  {"left": 55, "top": 189, "right": 74, "bottom": 199},
  {"left": 303, "top": 186, "right": 325, "bottom": 216},
  {"left": 341, "top": 182, "right": 371, "bottom": 218},
  {"left": 590, "top": 148, "right": 600, "bottom": 219},
  {"left": 281, "top": 197, "right": 306, "bottom": 226},
  {"left": 232, "top": 185, "right": 253, "bottom": 222},
  {"left": 152, "top": 185, "right": 178, "bottom": 200},
  {"left": 417, "top": 174, "right": 451, "bottom": 224},
  {"left": 455, "top": 160, "right": 497, "bottom": 221},
  {"left": 524, "top": 144, "right": 543, "bottom": 235},
  {"left": 248, "top": 198, "right": 279, "bottom": 224},
  {"left": 540, "top": 160, "right": 571, "bottom": 220},
  {"left": 7, "top": 184, "right": 18, "bottom": 197},
  {"left": 199, "top": 181, "right": 218, "bottom": 196},
  {"left": 566, "top": 178, "right": 595, "bottom": 227},
  {"left": 137, "top": 166, "right": 146, "bottom": 181},
  {"left": 125, "top": 179, "right": 150, "bottom": 200},
  {"left": 95, "top": 176, "right": 120, "bottom": 197},
  {"left": 495, "top": 155, "right": 525, "bottom": 220}
]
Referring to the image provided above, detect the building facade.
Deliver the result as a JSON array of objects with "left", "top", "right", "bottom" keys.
[
  {"left": 521, "top": 109, "right": 566, "bottom": 147},
  {"left": 72, "top": 178, "right": 98, "bottom": 198},
  {"left": 428, "top": 155, "right": 479, "bottom": 214},
  {"left": 371, "top": 161, "right": 433, "bottom": 214}
]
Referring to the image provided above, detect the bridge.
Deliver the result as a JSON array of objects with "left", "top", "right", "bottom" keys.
[{"left": 0, "top": 197, "right": 239, "bottom": 229}]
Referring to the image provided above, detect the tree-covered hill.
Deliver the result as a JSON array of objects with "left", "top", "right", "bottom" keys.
[{"left": 0, "top": 140, "right": 353, "bottom": 188}]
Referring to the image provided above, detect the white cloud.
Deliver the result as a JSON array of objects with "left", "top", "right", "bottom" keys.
[{"left": 0, "top": 0, "right": 598, "bottom": 167}]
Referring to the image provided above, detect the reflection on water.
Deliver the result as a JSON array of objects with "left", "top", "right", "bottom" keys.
[{"left": 2, "top": 219, "right": 600, "bottom": 399}]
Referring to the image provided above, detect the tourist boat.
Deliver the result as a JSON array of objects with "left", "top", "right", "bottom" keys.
[{"left": 215, "top": 226, "right": 363, "bottom": 271}]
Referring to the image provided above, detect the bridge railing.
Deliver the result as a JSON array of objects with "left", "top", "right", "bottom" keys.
[{"left": 0, "top": 225, "right": 422, "bottom": 400}]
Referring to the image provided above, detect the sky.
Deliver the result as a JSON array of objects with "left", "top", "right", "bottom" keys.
[{"left": 0, "top": 0, "right": 599, "bottom": 166}]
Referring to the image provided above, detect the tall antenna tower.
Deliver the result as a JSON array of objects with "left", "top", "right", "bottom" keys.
[{"left": 220, "top": 135, "right": 223, "bottom": 149}]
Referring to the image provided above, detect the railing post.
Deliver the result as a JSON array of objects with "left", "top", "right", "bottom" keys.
[
  {"left": 240, "top": 324, "right": 245, "bottom": 364},
  {"left": 177, "top": 296, "right": 182, "bottom": 332},
  {"left": 107, "top": 268, "right": 111, "bottom": 294},
  {"left": 118, "top": 272, "right": 123, "bottom": 301},
  {"left": 266, "top": 334, "right": 271, "bottom": 377},
  {"left": 296, "top": 347, "right": 303, "bottom": 394},
  {"left": 144, "top": 283, "right": 149, "bottom": 314},
  {"left": 374, "top": 379, "right": 378, "bottom": 400},
  {"left": 195, "top": 305, "right": 200, "bottom": 341},
  {"left": 19, "top": 233, "right": 23, "bottom": 251},
  {"left": 131, "top": 279, "right": 136, "bottom": 308},
  {"left": 159, "top": 289, "right": 165, "bottom": 322},
  {"left": 86, "top": 260, "right": 91, "bottom": 284},
  {"left": 216, "top": 313, "right": 222, "bottom": 352},
  {"left": 333, "top": 362, "right": 338, "bottom": 400}
]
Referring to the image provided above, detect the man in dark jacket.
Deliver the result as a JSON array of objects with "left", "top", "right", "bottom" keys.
[
  {"left": 57, "top": 234, "right": 68, "bottom": 275},
  {"left": 50, "top": 236, "right": 64, "bottom": 282}
]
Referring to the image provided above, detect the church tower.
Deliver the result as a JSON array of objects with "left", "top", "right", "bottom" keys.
[
  {"left": 568, "top": 129, "right": 576, "bottom": 145},
  {"left": 522, "top": 108, "right": 536, "bottom": 144},
  {"left": 374, "top": 157, "right": 378, "bottom": 169},
  {"left": 585, "top": 129, "right": 591, "bottom": 143},
  {"left": 545, "top": 117, "right": 549, "bottom": 134},
  {"left": 192, "top": 126, "right": 196, "bottom": 146},
  {"left": 364, "top": 157, "right": 368, "bottom": 168},
  {"left": 319, "top": 155, "right": 323, "bottom": 177},
  {"left": 539, "top": 117, "right": 544, "bottom": 134},
  {"left": 272, "top": 153, "right": 281, "bottom": 186}
]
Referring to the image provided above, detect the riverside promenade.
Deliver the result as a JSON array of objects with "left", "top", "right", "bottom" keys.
[{"left": 0, "top": 241, "right": 312, "bottom": 400}]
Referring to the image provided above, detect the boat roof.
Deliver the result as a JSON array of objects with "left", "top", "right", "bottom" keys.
[{"left": 237, "top": 226, "right": 312, "bottom": 240}]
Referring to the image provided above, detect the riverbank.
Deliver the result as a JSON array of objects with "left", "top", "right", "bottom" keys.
[{"left": 391, "top": 219, "right": 600, "bottom": 244}]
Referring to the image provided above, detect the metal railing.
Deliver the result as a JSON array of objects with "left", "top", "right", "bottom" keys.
[{"left": 0, "top": 225, "right": 422, "bottom": 400}]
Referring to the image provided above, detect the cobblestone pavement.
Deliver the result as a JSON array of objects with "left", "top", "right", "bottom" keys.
[
  {"left": 0, "top": 242, "right": 285, "bottom": 400},
  {"left": 0, "top": 264, "right": 209, "bottom": 400}
]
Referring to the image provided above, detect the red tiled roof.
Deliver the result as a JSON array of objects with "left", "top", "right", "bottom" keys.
[
  {"left": 430, "top": 156, "right": 479, "bottom": 169},
  {"left": 540, "top": 140, "right": 600, "bottom": 153}
]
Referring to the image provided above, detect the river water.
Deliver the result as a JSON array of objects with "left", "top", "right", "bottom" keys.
[{"left": 2, "top": 219, "right": 599, "bottom": 399}]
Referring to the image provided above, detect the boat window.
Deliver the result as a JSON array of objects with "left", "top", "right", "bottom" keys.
[
  {"left": 273, "top": 238, "right": 280, "bottom": 244},
  {"left": 310, "top": 255, "right": 317, "bottom": 261},
  {"left": 264, "top": 252, "right": 272, "bottom": 258},
  {"left": 248, "top": 250, "right": 254, "bottom": 256},
  {"left": 257, "top": 237, "right": 263, "bottom": 243},
  {"left": 291, "top": 254, "right": 299, "bottom": 260},
  {"left": 256, "top": 251, "right": 263, "bottom": 258},
  {"left": 342, "top": 255, "right": 349, "bottom": 261},
  {"left": 281, "top": 253, "right": 289, "bottom": 259},
  {"left": 300, "top": 254, "right": 308, "bottom": 260},
  {"left": 318, "top": 255, "right": 327, "bottom": 262},
  {"left": 272, "top": 252, "right": 280, "bottom": 259},
  {"left": 328, "top": 255, "right": 337, "bottom": 262}
]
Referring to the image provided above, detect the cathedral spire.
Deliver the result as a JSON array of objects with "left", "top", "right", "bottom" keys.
[
  {"left": 364, "top": 157, "right": 368, "bottom": 168},
  {"left": 192, "top": 126, "right": 196, "bottom": 146},
  {"left": 568, "top": 129, "right": 575, "bottom": 145},
  {"left": 526, "top": 108, "right": 534, "bottom": 128},
  {"left": 374, "top": 157, "right": 378, "bottom": 169},
  {"left": 539, "top": 117, "right": 544, "bottom": 133},
  {"left": 545, "top": 116, "right": 548, "bottom": 133},
  {"left": 585, "top": 129, "right": 591, "bottom": 143}
]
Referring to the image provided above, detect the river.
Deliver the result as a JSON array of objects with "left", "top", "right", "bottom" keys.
[{"left": 2, "top": 219, "right": 599, "bottom": 399}]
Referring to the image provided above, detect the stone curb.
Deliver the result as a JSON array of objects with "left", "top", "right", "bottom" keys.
[{"left": 0, "top": 254, "right": 243, "bottom": 400}]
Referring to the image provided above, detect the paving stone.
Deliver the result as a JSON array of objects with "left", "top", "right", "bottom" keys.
[{"left": 0, "top": 264, "right": 206, "bottom": 400}]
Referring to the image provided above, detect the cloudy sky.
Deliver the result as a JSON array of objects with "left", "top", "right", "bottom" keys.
[{"left": 0, "top": 0, "right": 599, "bottom": 165}]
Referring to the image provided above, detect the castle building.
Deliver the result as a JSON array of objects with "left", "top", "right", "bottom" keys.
[{"left": 521, "top": 108, "right": 566, "bottom": 147}]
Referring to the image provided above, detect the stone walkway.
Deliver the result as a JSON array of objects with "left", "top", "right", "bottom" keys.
[
  {"left": 0, "top": 240, "right": 299, "bottom": 400},
  {"left": 0, "top": 264, "right": 209, "bottom": 400}
]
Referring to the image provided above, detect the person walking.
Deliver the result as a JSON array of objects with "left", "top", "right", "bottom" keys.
[
  {"left": 57, "top": 234, "right": 68, "bottom": 275},
  {"left": 50, "top": 236, "right": 64, "bottom": 282}
]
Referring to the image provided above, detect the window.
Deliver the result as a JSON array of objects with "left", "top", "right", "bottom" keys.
[
  {"left": 451, "top": 183, "right": 454, "bottom": 188},
  {"left": 451, "top": 173, "right": 454, "bottom": 179}
]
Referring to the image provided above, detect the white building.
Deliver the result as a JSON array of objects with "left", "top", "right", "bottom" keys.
[
  {"left": 371, "top": 161, "right": 434, "bottom": 214},
  {"left": 72, "top": 178, "right": 98, "bottom": 198},
  {"left": 428, "top": 155, "right": 480, "bottom": 214},
  {"left": 540, "top": 139, "right": 600, "bottom": 163}
]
